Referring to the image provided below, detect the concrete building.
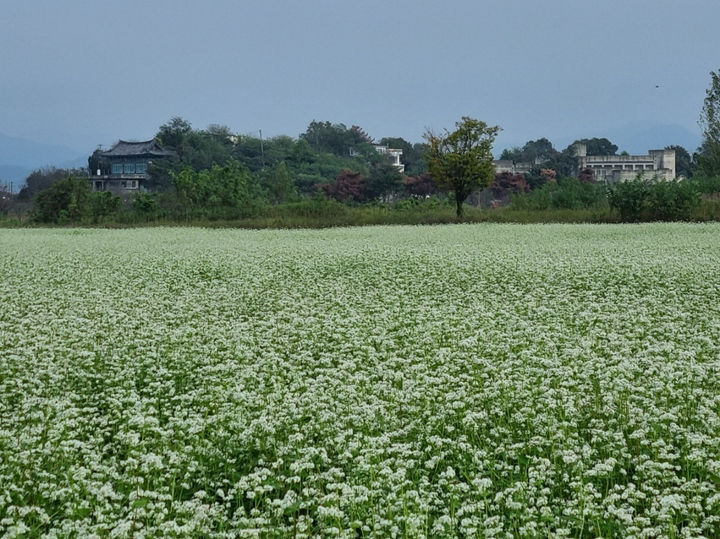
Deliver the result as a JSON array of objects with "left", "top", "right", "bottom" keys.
[
  {"left": 493, "top": 159, "right": 534, "bottom": 174},
  {"left": 374, "top": 145, "right": 405, "bottom": 173},
  {"left": 574, "top": 143, "right": 675, "bottom": 183}
]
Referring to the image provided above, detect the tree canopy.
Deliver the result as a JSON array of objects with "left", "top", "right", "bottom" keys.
[
  {"left": 697, "top": 69, "right": 720, "bottom": 177},
  {"left": 424, "top": 117, "right": 500, "bottom": 218},
  {"left": 500, "top": 138, "right": 556, "bottom": 164},
  {"left": 572, "top": 137, "right": 618, "bottom": 156},
  {"left": 666, "top": 145, "right": 693, "bottom": 179}
]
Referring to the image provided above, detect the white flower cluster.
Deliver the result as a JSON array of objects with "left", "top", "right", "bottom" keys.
[{"left": 1, "top": 223, "right": 719, "bottom": 537}]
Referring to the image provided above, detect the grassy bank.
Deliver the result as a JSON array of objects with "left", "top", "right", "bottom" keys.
[
  {"left": 0, "top": 203, "right": 620, "bottom": 229},
  {"left": 3, "top": 181, "right": 720, "bottom": 229}
]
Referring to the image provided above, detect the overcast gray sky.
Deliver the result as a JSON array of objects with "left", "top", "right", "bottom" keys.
[{"left": 2, "top": 0, "right": 719, "bottom": 153}]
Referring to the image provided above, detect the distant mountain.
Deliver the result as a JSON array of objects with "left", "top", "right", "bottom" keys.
[
  {"left": 0, "top": 165, "right": 32, "bottom": 187},
  {"left": 608, "top": 124, "right": 702, "bottom": 155},
  {"left": 0, "top": 132, "right": 85, "bottom": 183}
]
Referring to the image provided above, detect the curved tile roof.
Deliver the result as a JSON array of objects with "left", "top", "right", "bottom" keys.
[{"left": 99, "top": 139, "right": 175, "bottom": 157}]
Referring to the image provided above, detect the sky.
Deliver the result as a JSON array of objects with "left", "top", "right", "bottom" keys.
[{"left": 2, "top": 0, "right": 719, "bottom": 156}]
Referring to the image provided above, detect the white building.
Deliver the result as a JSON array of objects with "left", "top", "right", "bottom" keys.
[
  {"left": 493, "top": 160, "right": 534, "bottom": 174},
  {"left": 374, "top": 145, "right": 405, "bottom": 173},
  {"left": 575, "top": 144, "right": 676, "bottom": 183}
]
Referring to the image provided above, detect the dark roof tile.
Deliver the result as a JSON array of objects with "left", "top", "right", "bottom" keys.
[{"left": 99, "top": 139, "right": 175, "bottom": 157}]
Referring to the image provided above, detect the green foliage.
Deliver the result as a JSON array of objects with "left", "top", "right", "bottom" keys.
[
  {"left": 524, "top": 166, "right": 549, "bottom": 190},
  {"left": 378, "top": 137, "right": 428, "bottom": 175},
  {"left": 156, "top": 116, "right": 192, "bottom": 149},
  {"left": 258, "top": 161, "right": 297, "bottom": 204},
  {"left": 666, "top": 145, "right": 694, "bottom": 179},
  {"left": 607, "top": 178, "right": 652, "bottom": 222},
  {"left": 148, "top": 119, "right": 236, "bottom": 190},
  {"left": 689, "top": 174, "right": 720, "bottom": 195},
  {"left": 90, "top": 191, "right": 121, "bottom": 222},
  {"left": 645, "top": 180, "right": 701, "bottom": 221},
  {"left": 171, "top": 161, "right": 259, "bottom": 214},
  {"left": 499, "top": 137, "right": 617, "bottom": 181},
  {"left": 300, "top": 121, "right": 371, "bottom": 156},
  {"left": 424, "top": 117, "right": 500, "bottom": 218},
  {"left": 500, "top": 138, "right": 555, "bottom": 164},
  {"left": 511, "top": 178, "right": 608, "bottom": 210},
  {"left": 607, "top": 177, "right": 700, "bottom": 222},
  {"left": 393, "top": 194, "right": 451, "bottom": 211},
  {"left": 32, "top": 176, "right": 91, "bottom": 223},
  {"left": 32, "top": 176, "right": 121, "bottom": 224},
  {"left": 697, "top": 69, "right": 720, "bottom": 177},
  {"left": 145, "top": 117, "right": 419, "bottom": 200},
  {"left": 367, "top": 162, "right": 403, "bottom": 200},
  {"left": 132, "top": 193, "right": 159, "bottom": 217},
  {"left": 572, "top": 137, "right": 618, "bottom": 156},
  {"left": 543, "top": 151, "right": 578, "bottom": 179},
  {"left": 18, "top": 168, "right": 85, "bottom": 202}
]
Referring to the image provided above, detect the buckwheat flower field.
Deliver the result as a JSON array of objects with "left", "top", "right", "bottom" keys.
[{"left": 1, "top": 224, "right": 720, "bottom": 537}]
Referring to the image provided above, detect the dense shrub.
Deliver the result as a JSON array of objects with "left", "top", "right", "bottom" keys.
[
  {"left": 168, "top": 161, "right": 264, "bottom": 219},
  {"left": 510, "top": 178, "right": 607, "bottom": 210},
  {"left": 32, "top": 176, "right": 121, "bottom": 224},
  {"left": 645, "top": 180, "right": 701, "bottom": 221},
  {"left": 689, "top": 174, "right": 720, "bottom": 195},
  {"left": 131, "top": 193, "right": 160, "bottom": 221},
  {"left": 606, "top": 178, "right": 651, "bottom": 222},
  {"left": 607, "top": 177, "right": 700, "bottom": 222}
]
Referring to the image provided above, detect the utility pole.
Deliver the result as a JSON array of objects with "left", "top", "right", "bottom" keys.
[{"left": 259, "top": 129, "right": 265, "bottom": 169}]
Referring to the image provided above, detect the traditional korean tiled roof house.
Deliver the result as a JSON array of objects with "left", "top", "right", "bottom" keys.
[{"left": 89, "top": 139, "right": 175, "bottom": 192}]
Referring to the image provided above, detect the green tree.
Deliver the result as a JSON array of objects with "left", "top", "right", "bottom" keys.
[
  {"left": 666, "top": 145, "right": 693, "bottom": 179},
  {"left": 300, "top": 121, "right": 374, "bottom": 156},
  {"left": 90, "top": 191, "right": 121, "bottom": 222},
  {"left": 367, "top": 162, "right": 403, "bottom": 201},
  {"left": 607, "top": 177, "right": 650, "bottom": 222},
  {"left": 424, "top": 117, "right": 500, "bottom": 218},
  {"left": 499, "top": 146, "right": 522, "bottom": 162},
  {"left": 543, "top": 151, "right": 578, "bottom": 179},
  {"left": 171, "top": 160, "right": 259, "bottom": 213},
  {"left": 378, "top": 137, "right": 428, "bottom": 176},
  {"left": 18, "top": 167, "right": 84, "bottom": 201},
  {"left": 260, "top": 161, "right": 297, "bottom": 204},
  {"left": 572, "top": 137, "right": 618, "bottom": 156},
  {"left": 697, "top": 69, "right": 720, "bottom": 177},
  {"left": 31, "top": 176, "right": 117, "bottom": 223},
  {"left": 149, "top": 119, "right": 235, "bottom": 191},
  {"left": 133, "top": 193, "right": 159, "bottom": 218},
  {"left": 500, "top": 138, "right": 556, "bottom": 164},
  {"left": 157, "top": 117, "right": 192, "bottom": 149}
]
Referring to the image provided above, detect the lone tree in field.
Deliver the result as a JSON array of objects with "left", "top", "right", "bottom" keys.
[
  {"left": 424, "top": 117, "right": 500, "bottom": 218},
  {"left": 697, "top": 69, "right": 720, "bottom": 177}
]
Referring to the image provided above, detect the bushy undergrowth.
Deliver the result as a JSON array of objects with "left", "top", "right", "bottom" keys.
[
  {"left": 2, "top": 224, "right": 720, "bottom": 536},
  {"left": 509, "top": 178, "right": 608, "bottom": 211},
  {"left": 607, "top": 178, "right": 701, "bottom": 222},
  {"left": 3, "top": 174, "right": 720, "bottom": 229}
]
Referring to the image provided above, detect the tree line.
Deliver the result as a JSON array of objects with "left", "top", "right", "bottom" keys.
[{"left": 3, "top": 69, "right": 720, "bottom": 225}]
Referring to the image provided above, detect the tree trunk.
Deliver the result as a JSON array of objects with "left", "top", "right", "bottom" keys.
[{"left": 455, "top": 190, "right": 465, "bottom": 219}]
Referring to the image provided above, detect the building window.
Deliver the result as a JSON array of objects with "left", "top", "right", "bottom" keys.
[
  {"left": 94, "top": 181, "right": 103, "bottom": 190},
  {"left": 124, "top": 163, "right": 135, "bottom": 174},
  {"left": 121, "top": 181, "right": 127, "bottom": 188},
  {"left": 135, "top": 162, "right": 147, "bottom": 174},
  {"left": 112, "top": 163, "right": 123, "bottom": 174}
]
